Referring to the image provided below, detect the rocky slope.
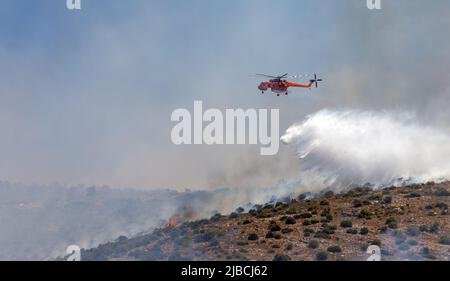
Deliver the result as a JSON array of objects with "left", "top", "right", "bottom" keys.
[{"left": 79, "top": 182, "right": 450, "bottom": 261}]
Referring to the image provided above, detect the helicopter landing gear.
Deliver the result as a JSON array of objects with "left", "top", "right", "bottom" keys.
[
  {"left": 285, "top": 92, "right": 288, "bottom": 95},
  {"left": 277, "top": 93, "right": 280, "bottom": 96},
  {"left": 261, "top": 91, "right": 264, "bottom": 94}
]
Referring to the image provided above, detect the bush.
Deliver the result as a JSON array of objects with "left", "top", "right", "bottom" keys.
[
  {"left": 273, "top": 254, "right": 291, "bottom": 261},
  {"left": 236, "top": 207, "right": 245, "bottom": 213},
  {"left": 285, "top": 243, "right": 293, "bottom": 251},
  {"left": 314, "top": 231, "right": 331, "bottom": 239},
  {"left": 298, "top": 212, "right": 313, "bottom": 219},
  {"left": 248, "top": 233, "right": 259, "bottom": 241},
  {"left": 406, "top": 227, "right": 419, "bottom": 237},
  {"left": 320, "top": 200, "right": 330, "bottom": 206},
  {"left": 419, "top": 225, "right": 429, "bottom": 232},
  {"left": 242, "top": 219, "right": 251, "bottom": 225},
  {"left": 347, "top": 228, "right": 358, "bottom": 235},
  {"left": 360, "top": 243, "right": 369, "bottom": 252},
  {"left": 430, "top": 222, "right": 440, "bottom": 233},
  {"left": 360, "top": 227, "right": 369, "bottom": 235},
  {"left": 352, "top": 200, "right": 363, "bottom": 208},
  {"left": 269, "top": 223, "right": 281, "bottom": 232},
  {"left": 421, "top": 247, "right": 436, "bottom": 260},
  {"left": 340, "top": 220, "right": 353, "bottom": 228},
  {"left": 281, "top": 228, "right": 294, "bottom": 234},
  {"left": 358, "top": 209, "right": 372, "bottom": 219},
  {"left": 434, "top": 188, "right": 450, "bottom": 197},
  {"left": 303, "top": 220, "right": 311, "bottom": 226},
  {"left": 316, "top": 251, "right": 328, "bottom": 261},
  {"left": 439, "top": 235, "right": 450, "bottom": 245},
  {"left": 379, "top": 226, "right": 388, "bottom": 234},
  {"left": 285, "top": 216, "right": 297, "bottom": 225},
  {"left": 405, "top": 192, "right": 421, "bottom": 198},
  {"left": 303, "top": 228, "right": 315, "bottom": 237},
  {"left": 327, "top": 245, "right": 342, "bottom": 253},
  {"left": 286, "top": 207, "right": 297, "bottom": 214},
  {"left": 435, "top": 202, "right": 448, "bottom": 209},
  {"left": 370, "top": 239, "right": 382, "bottom": 246},
  {"left": 385, "top": 217, "right": 398, "bottom": 229},
  {"left": 407, "top": 239, "right": 418, "bottom": 246},
  {"left": 298, "top": 194, "right": 307, "bottom": 201},
  {"left": 228, "top": 212, "right": 238, "bottom": 219},
  {"left": 308, "top": 240, "right": 319, "bottom": 249},
  {"left": 382, "top": 196, "right": 392, "bottom": 204},
  {"left": 194, "top": 233, "right": 214, "bottom": 243}
]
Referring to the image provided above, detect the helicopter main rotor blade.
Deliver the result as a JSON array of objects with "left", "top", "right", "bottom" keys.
[{"left": 255, "top": 73, "right": 279, "bottom": 79}]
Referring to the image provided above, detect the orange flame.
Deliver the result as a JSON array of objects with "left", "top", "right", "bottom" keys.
[{"left": 166, "top": 216, "right": 177, "bottom": 228}]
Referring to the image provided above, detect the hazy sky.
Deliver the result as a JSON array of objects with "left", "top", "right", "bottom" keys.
[{"left": 1, "top": 0, "right": 450, "bottom": 190}]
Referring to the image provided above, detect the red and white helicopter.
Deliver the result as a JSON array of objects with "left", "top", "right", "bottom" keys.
[{"left": 256, "top": 73, "right": 322, "bottom": 96}]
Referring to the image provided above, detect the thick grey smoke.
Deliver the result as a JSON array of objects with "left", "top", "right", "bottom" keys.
[{"left": 281, "top": 109, "right": 450, "bottom": 192}]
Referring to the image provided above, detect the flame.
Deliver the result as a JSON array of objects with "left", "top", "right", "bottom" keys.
[{"left": 166, "top": 216, "right": 177, "bottom": 228}]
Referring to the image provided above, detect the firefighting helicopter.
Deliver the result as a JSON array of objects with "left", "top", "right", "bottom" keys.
[{"left": 256, "top": 73, "right": 323, "bottom": 96}]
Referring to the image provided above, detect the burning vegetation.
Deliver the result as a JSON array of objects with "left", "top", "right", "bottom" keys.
[{"left": 77, "top": 182, "right": 450, "bottom": 261}]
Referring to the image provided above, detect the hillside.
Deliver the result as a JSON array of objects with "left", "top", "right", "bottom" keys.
[{"left": 79, "top": 182, "right": 450, "bottom": 261}]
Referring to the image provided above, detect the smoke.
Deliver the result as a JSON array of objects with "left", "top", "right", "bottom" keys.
[{"left": 281, "top": 109, "right": 450, "bottom": 192}]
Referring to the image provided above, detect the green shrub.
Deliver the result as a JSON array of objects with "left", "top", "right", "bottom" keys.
[
  {"left": 320, "top": 200, "right": 330, "bottom": 206},
  {"left": 370, "top": 239, "right": 382, "bottom": 246},
  {"left": 385, "top": 217, "right": 398, "bottom": 229},
  {"left": 229, "top": 212, "right": 238, "bottom": 219},
  {"left": 308, "top": 240, "right": 319, "bottom": 249},
  {"left": 236, "top": 207, "right": 245, "bottom": 213},
  {"left": 269, "top": 223, "right": 281, "bottom": 232},
  {"left": 327, "top": 245, "right": 342, "bottom": 253},
  {"left": 285, "top": 216, "right": 297, "bottom": 225},
  {"left": 439, "top": 235, "right": 450, "bottom": 245},
  {"left": 421, "top": 247, "right": 436, "bottom": 260},
  {"left": 382, "top": 196, "right": 392, "bottom": 204},
  {"left": 407, "top": 239, "right": 418, "bottom": 246},
  {"left": 340, "top": 220, "right": 353, "bottom": 228},
  {"left": 360, "top": 227, "right": 369, "bottom": 235},
  {"left": 406, "top": 227, "right": 419, "bottom": 237},
  {"left": 405, "top": 192, "right": 421, "bottom": 198},
  {"left": 434, "top": 188, "right": 450, "bottom": 197},
  {"left": 314, "top": 231, "right": 331, "bottom": 239},
  {"left": 360, "top": 243, "right": 369, "bottom": 251},
  {"left": 248, "top": 233, "right": 259, "bottom": 241},
  {"left": 347, "top": 228, "right": 358, "bottom": 234},
  {"left": 273, "top": 254, "right": 291, "bottom": 261},
  {"left": 298, "top": 212, "right": 313, "bottom": 219},
  {"left": 379, "top": 226, "right": 388, "bottom": 234},
  {"left": 286, "top": 207, "right": 297, "bottom": 214},
  {"left": 352, "top": 200, "right": 362, "bottom": 208},
  {"left": 435, "top": 202, "right": 448, "bottom": 209},
  {"left": 358, "top": 209, "right": 372, "bottom": 219},
  {"left": 419, "top": 225, "right": 429, "bottom": 232},
  {"left": 281, "top": 228, "right": 293, "bottom": 234},
  {"left": 316, "top": 251, "right": 328, "bottom": 261},
  {"left": 242, "top": 219, "right": 251, "bottom": 225},
  {"left": 430, "top": 222, "right": 440, "bottom": 233},
  {"left": 303, "top": 228, "right": 315, "bottom": 237}
]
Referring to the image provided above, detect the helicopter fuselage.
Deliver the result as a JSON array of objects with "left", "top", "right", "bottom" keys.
[{"left": 258, "top": 80, "right": 314, "bottom": 94}]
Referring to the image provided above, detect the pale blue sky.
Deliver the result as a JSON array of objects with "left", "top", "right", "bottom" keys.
[{"left": 1, "top": 0, "right": 450, "bottom": 189}]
